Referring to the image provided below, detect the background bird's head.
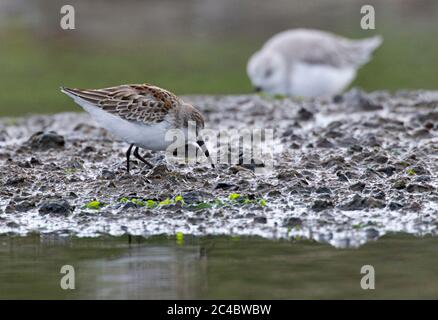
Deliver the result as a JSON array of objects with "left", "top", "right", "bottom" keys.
[{"left": 247, "top": 49, "right": 288, "bottom": 95}]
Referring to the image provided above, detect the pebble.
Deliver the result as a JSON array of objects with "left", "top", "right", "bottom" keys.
[
  {"left": 283, "top": 217, "right": 303, "bottom": 228},
  {"left": 26, "top": 131, "right": 65, "bottom": 150},
  {"left": 39, "top": 199, "right": 72, "bottom": 216}
]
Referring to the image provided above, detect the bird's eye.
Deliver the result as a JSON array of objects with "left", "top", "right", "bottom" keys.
[{"left": 264, "top": 69, "right": 273, "bottom": 78}]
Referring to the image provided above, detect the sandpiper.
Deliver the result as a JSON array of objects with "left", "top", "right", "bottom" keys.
[
  {"left": 247, "top": 28, "right": 382, "bottom": 98},
  {"left": 61, "top": 83, "right": 215, "bottom": 172}
]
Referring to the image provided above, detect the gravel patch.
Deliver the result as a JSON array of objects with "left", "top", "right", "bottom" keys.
[{"left": 0, "top": 89, "right": 437, "bottom": 247}]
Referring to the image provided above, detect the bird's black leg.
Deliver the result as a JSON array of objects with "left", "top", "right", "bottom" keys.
[
  {"left": 126, "top": 144, "right": 134, "bottom": 173},
  {"left": 133, "top": 147, "right": 154, "bottom": 168},
  {"left": 197, "top": 139, "right": 215, "bottom": 168}
]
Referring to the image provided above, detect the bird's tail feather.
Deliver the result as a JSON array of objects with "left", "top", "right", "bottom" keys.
[{"left": 350, "top": 35, "right": 383, "bottom": 66}]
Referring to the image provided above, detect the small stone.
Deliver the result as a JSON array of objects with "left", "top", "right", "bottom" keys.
[
  {"left": 315, "top": 186, "right": 332, "bottom": 194},
  {"left": 100, "top": 169, "right": 117, "bottom": 180},
  {"left": 26, "top": 131, "right": 65, "bottom": 150},
  {"left": 350, "top": 182, "right": 366, "bottom": 192},
  {"left": 229, "top": 165, "right": 251, "bottom": 174},
  {"left": 297, "top": 108, "right": 313, "bottom": 121},
  {"left": 82, "top": 146, "right": 96, "bottom": 153},
  {"left": 266, "top": 190, "right": 282, "bottom": 197},
  {"left": 290, "top": 142, "right": 301, "bottom": 149},
  {"left": 276, "top": 169, "right": 303, "bottom": 181},
  {"left": 349, "top": 145, "right": 363, "bottom": 152},
  {"left": 363, "top": 135, "right": 381, "bottom": 147},
  {"left": 16, "top": 201, "right": 36, "bottom": 212},
  {"left": 372, "top": 190, "right": 386, "bottom": 200},
  {"left": 66, "top": 160, "right": 84, "bottom": 170},
  {"left": 365, "top": 197, "right": 386, "bottom": 209},
  {"left": 338, "top": 194, "right": 385, "bottom": 211},
  {"left": 17, "top": 161, "right": 32, "bottom": 168},
  {"left": 281, "top": 129, "right": 294, "bottom": 137},
  {"left": 68, "top": 192, "right": 78, "bottom": 199},
  {"left": 284, "top": 217, "right": 302, "bottom": 228},
  {"left": 337, "top": 137, "right": 359, "bottom": 147},
  {"left": 408, "top": 202, "right": 422, "bottom": 211},
  {"left": 321, "top": 156, "right": 345, "bottom": 168},
  {"left": 254, "top": 216, "right": 267, "bottom": 224},
  {"left": 5, "top": 200, "right": 35, "bottom": 213},
  {"left": 392, "top": 179, "right": 407, "bottom": 190},
  {"left": 145, "top": 164, "right": 170, "bottom": 179},
  {"left": 376, "top": 166, "right": 396, "bottom": 177},
  {"left": 424, "top": 121, "right": 434, "bottom": 130},
  {"left": 30, "top": 157, "right": 42, "bottom": 165},
  {"left": 311, "top": 200, "right": 334, "bottom": 211},
  {"left": 375, "top": 155, "right": 389, "bottom": 164},
  {"left": 411, "top": 128, "right": 431, "bottom": 138},
  {"left": 187, "top": 217, "right": 204, "bottom": 224},
  {"left": 336, "top": 171, "right": 350, "bottom": 182},
  {"left": 214, "top": 182, "right": 239, "bottom": 191},
  {"left": 365, "top": 228, "right": 379, "bottom": 239},
  {"left": 333, "top": 94, "right": 344, "bottom": 103},
  {"left": 408, "top": 165, "right": 430, "bottom": 176},
  {"left": 39, "top": 200, "right": 72, "bottom": 216},
  {"left": 182, "top": 191, "right": 212, "bottom": 204},
  {"left": 389, "top": 202, "right": 403, "bottom": 210},
  {"left": 122, "top": 202, "right": 139, "bottom": 210},
  {"left": 406, "top": 184, "right": 434, "bottom": 193},
  {"left": 6, "top": 221, "right": 20, "bottom": 228},
  {"left": 315, "top": 138, "right": 334, "bottom": 148},
  {"left": 4, "top": 177, "right": 26, "bottom": 186},
  {"left": 415, "top": 175, "right": 431, "bottom": 182}
]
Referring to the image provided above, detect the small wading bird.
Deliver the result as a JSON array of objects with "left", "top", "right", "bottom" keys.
[
  {"left": 247, "top": 28, "right": 383, "bottom": 98},
  {"left": 61, "top": 83, "right": 215, "bottom": 173}
]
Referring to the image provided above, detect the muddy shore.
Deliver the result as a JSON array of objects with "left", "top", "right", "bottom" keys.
[{"left": 0, "top": 89, "right": 437, "bottom": 247}]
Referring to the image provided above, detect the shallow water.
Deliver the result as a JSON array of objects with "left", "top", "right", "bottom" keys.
[{"left": 1, "top": 233, "right": 438, "bottom": 299}]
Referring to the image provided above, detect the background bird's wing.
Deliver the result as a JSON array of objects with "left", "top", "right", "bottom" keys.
[
  {"left": 290, "top": 38, "right": 361, "bottom": 68},
  {"left": 265, "top": 29, "right": 381, "bottom": 68},
  {"left": 63, "top": 84, "right": 181, "bottom": 123}
]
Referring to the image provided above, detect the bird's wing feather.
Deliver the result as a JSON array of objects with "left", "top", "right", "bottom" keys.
[
  {"left": 62, "top": 84, "right": 181, "bottom": 124},
  {"left": 265, "top": 29, "right": 382, "bottom": 68}
]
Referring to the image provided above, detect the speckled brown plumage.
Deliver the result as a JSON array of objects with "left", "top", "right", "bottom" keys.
[{"left": 62, "top": 83, "right": 182, "bottom": 124}]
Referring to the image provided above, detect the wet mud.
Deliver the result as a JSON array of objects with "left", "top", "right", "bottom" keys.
[{"left": 0, "top": 89, "right": 437, "bottom": 247}]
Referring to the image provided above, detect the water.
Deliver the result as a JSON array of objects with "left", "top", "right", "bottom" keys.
[{"left": 1, "top": 234, "right": 438, "bottom": 299}]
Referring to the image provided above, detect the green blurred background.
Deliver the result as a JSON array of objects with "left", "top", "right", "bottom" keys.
[{"left": 0, "top": 0, "right": 437, "bottom": 116}]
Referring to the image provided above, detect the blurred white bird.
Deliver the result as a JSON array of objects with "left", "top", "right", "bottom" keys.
[{"left": 247, "top": 29, "right": 382, "bottom": 98}]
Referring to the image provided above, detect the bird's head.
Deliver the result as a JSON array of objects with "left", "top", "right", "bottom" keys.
[
  {"left": 179, "top": 103, "right": 205, "bottom": 136},
  {"left": 247, "top": 49, "right": 288, "bottom": 95},
  {"left": 178, "top": 103, "right": 215, "bottom": 168}
]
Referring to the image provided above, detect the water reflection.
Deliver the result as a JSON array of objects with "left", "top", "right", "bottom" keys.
[
  {"left": 1, "top": 234, "right": 438, "bottom": 299},
  {"left": 80, "top": 245, "right": 206, "bottom": 299}
]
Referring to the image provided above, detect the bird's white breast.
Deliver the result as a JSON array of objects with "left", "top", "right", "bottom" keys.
[
  {"left": 76, "top": 99, "right": 172, "bottom": 151},
  {"left": 289, "top": 63, "right": 356, "bottom": 98}
]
